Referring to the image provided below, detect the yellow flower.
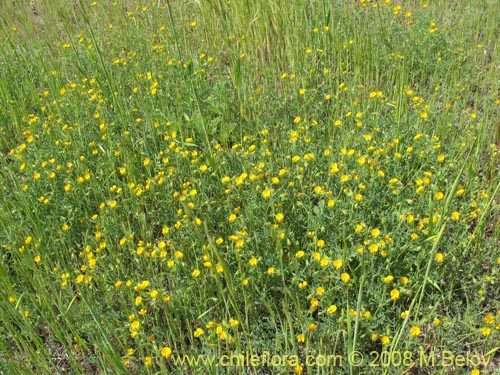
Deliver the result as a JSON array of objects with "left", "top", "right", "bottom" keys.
[
  {"left": 216, "top": 325, "right": 227, "bottom": 340},
  {"left": 262, "top": 189, "right": 271, "bottom": 199},
  {"left": 192, "top": 269, "right": 201, "bottom": 277},
  {"left": 314, "top": 186, "right": 323, "bottom": 195},
  {"left": 389, "top": 178, "right": 398, "bottom": 185},
  {"left": 330, "top": 162, "right": 339, "bottom": 174},
  {"left": 206, "top": 320, "right": 217, "bottom": 329},
  {"left": 435, "top": 191, "right": 444, "bottom": 200},
  {"left": 316, "top": 239, "right": 325, "bottom": 248},
  {"left": 381, "top": 336, "right": 390, "bottom": 345},
  {"left": 229, "top": 319, "right": 239, "bottom": 327},
  {"left": 481, "top": 327, "right": 491, "bottom": 337},
  {"left": 249, "top": 257, "right": 258, "bottom": 266},
  {"left": 297, "top": 333, "right": 305, "bottom": 343},
  {"left": 435, "top": 253, "right": 444, "bottom": 263},
  {"left": 137, "top": 280, "right": 150, "bottom": 290},
  {"left": 484, "top": 314, "right": 495, "bottom": 325},
  {"left": 341, "top": 273, "right": 350, "bottom": 283},
  {"left": 275, "top": 213, "right": 284, "bottom": 223},
  {"left": 327, "top": 305, "right": 337, "bottom": 314},
  {"left": 410, "top": 326, "right": 421, "bottom": 337},
  {"left": 144, "top": 356, "right": 152, "bottom": 366},
  {"left": 295, "top": 250, "right": 305, "bottom": 259},
  {"left": 310, "top": 298, "right": 319, "bottom": 309},
  {"left": 390, "top": 289, "right": 400, "bottom": 301},
  {"left": 383, "top": 275, "right": 394, "bottom": 284},
  {"left": 130, "top": 320, "right": 140, "bottom": 331},
  {"left": 451, "top": 211, "right": 460, "bottom": 221},
  {"left": 160, "top": 346, "right": 172, "bottom": 358},
  {"left": 316, "top": 287, "right": 325, "bottom": 296},
  {"left": 333, "top": 259, "right": 342, "bottom": 270},
  {"left": 340, "top": 174, "right": 350, "bottom": 183},
  {"left": 298, "top": 281, "right": 308, "bottom": 289},
  {"left": 433, "top": 318, "right": 441, "bottom": 326},
  {"left": 194, "top": 328, "right": 204, "bottom": 337}
]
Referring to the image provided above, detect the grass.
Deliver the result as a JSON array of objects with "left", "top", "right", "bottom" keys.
[{"left": 0, "top": 0, "right": 499, "bottom": 374}]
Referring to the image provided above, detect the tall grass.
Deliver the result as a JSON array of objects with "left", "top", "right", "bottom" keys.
[{"left": 1, "top": 0, "right": 499, "bottom": 374}]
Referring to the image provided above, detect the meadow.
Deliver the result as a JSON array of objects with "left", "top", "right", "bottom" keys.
[{"left": 0, "top": 0, "right": 499, "bottom": 374}]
